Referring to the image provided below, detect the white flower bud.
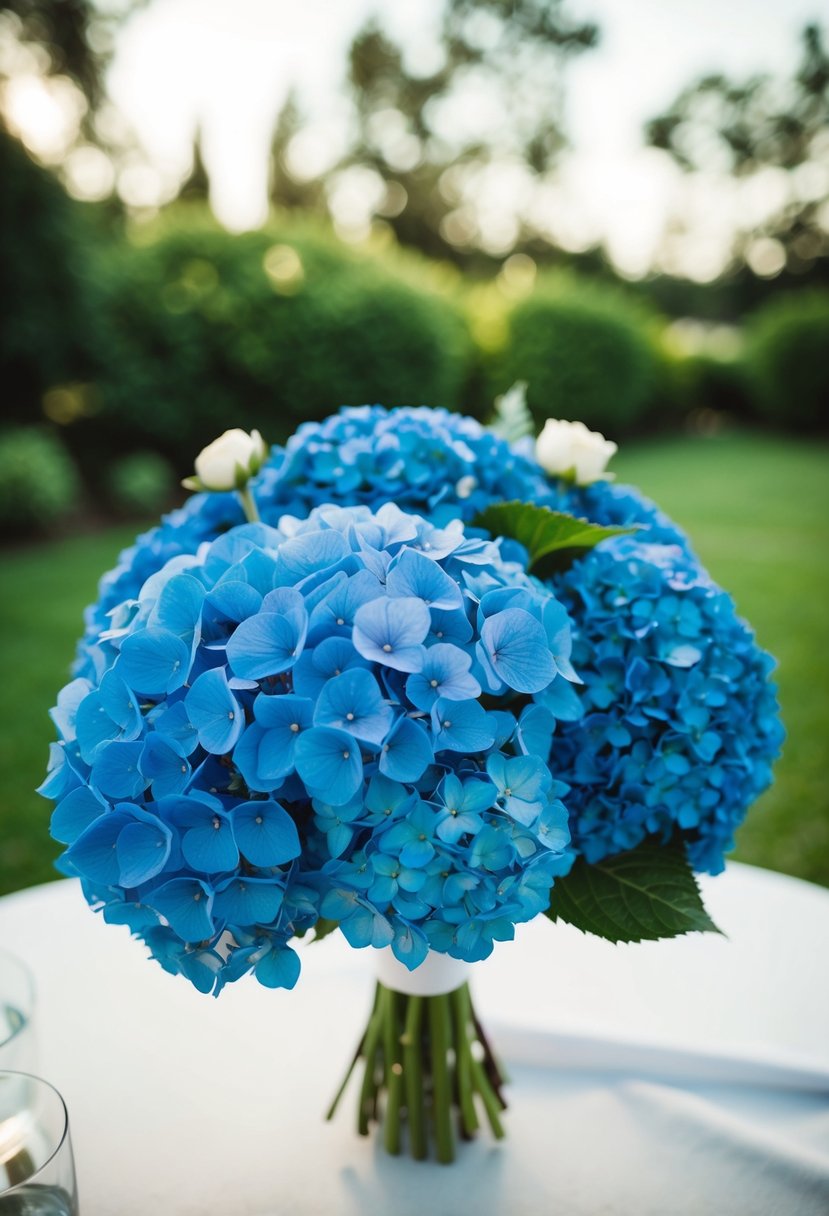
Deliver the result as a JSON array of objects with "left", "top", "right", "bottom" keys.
[
  {"left": 191, "top": 429, "right": 267, "bottom": 492},
  {"left": 535, "top": 419, "right": 617, "bottom": 485}
]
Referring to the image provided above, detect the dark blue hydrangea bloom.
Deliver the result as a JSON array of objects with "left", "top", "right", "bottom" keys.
[
  {"left": 77, "top": 406, "right": 691, "bottom": 674},
  {"left": 44, "top": 504, "right": 576, "bottom": 992},
  {"left": 549, "top": 537, "right": 783, "bottom": 873}
]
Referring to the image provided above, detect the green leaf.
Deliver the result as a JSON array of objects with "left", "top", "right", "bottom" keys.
[
  {"left": 546, "top": 836, "right": 723, "bottom": 943},
  {"left": 490, "top": 381, "right": 535, "bottom": 444},
  {"left": 472, "top": 500, "right": 635, "bottom": 575}
]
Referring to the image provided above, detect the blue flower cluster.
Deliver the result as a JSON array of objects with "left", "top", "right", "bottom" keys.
[
  {"left": 548, "top": 538, "right": 784, "bottom": 873},
  {"left": 44, "top": 504, "right": 576, "bottom": 992},
  {"left": 67, "top": 404, "right": 781, "bottom": 895},
  {"left": 78, "top": 406, "right": 686, "bottom": 671}
]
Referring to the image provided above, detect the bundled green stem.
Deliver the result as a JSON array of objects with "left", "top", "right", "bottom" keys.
[{"left": 327, "top": 981, "right": 508, "bottom": 1163}]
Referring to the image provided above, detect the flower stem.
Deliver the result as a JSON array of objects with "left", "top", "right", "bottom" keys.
[
  {"left": 451, "top": 986, "right": 479, "bottom": 1137},
  {"left": 428, "top": 994, "right": 455, "bottom": 1164},
  {"left": 327, "top": 978, "right": 507, "bottom": 1162},
  {"left": 238, "top": 483, "right": 260, "bottom": 523},
  {"left": 402, "top": 995, "right": 427, "bottom": 1159},
  {"left": 383, "top": 988, "right": 404, "bottom": 1155}
]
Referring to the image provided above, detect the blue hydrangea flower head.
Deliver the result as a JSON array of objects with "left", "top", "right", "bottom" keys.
[
  {"left": 44, "top": 501, "right": 579, "bottom": 990},
  {"left": 548, "top": 537, "right": 784, "bottom": 873}
]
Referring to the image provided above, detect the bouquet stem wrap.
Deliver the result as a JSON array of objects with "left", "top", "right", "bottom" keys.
[{"left": 327, "top": 952, "right": 508, "bottom": 1163}]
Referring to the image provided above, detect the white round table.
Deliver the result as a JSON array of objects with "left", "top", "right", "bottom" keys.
[{"left": 1, "top": 865, "right": 828, "bottom": 1216}]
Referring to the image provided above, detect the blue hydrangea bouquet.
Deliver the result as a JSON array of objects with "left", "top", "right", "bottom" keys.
[{"left": 40, "top": 399, "right": 782, "bottom": 1164}]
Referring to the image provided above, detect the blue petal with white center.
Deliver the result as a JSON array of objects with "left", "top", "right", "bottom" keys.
[
  {"left": 352, "top": 595, "right": 430, "bottom": 673},
  {"left": 294, "top": 726, "right": 363, "bottom": 805},
  {"left": 313, "top": 669, "right": 393, "bottom": 745},
  {"left": 232, "top": 799, "right": 301, "bottom": 866}
]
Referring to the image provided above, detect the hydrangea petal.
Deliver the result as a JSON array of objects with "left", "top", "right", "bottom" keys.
[
  {"left": 150, "top": 877, "right": 215, "bottom": 942},
  {"left": 91, "top": 741, "right": 148, "bottom": 799},
  {"left": 294, "top": 726, "right": 363, "bottom": 805},
  {"left": 378, "top": 717, "right": 434, "bottom": 782},
  {"left": 117, "top": 819, "right": 172, "bottom": 887},
  {"left": 185, "top": 667, "right": 243, "bottom": 754},
  {"left": 479, "top": 608, "right": 556, "bottom": 693},
  {"left": 314, "top": 669, "right": 393, "bottom": 745},
  {"left": 226, "top": 607, "right": 307, "bottom": 679},
  {"left": 387, "top": 548, "right": 464, "bottom": 611},
  {"left": 50, "top": 786, "right": 108, "bottom": 844},
  {"left": 352, "top": 595, "right": 430, "bottom": 673},
  {"left": 431, "top": 698, "right": 496, "bottom": 754},
  {"left": 254, "top": 945, "right": 301, "bottom": 989},
  {"left": 213, "top": 876, "right": 284, "bottom": 926},
  {"left": 119, "top": 628, "right": 191, "bottom": 695},
  {"left": 233, "top": 799, "right": 301, "bottom": 866}
]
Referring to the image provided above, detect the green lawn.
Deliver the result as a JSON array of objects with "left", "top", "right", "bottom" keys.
[{"left": 1, "top": 430, "right": 827, "bottom": 896}]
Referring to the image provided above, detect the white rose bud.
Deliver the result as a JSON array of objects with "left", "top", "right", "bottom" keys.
[
  {"left": 535, "top": 419, "right": 617, "bottom": 485},
  {"left": 185, "top": 428, "right": 267, "bottom": 492}
]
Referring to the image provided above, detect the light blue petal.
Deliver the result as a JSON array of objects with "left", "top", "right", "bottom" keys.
[
  {"left": 294, "top": 727, "right": 363, "bottom": 805},
  {"left": 387, "top": 548, "right": 464, "bottom": 611},
  {"left": 185, "top": 667, "right": 243, "bottom": 753},
  {"left": 119, "top": 628, "right": 191, "bottom": 695},
  {"left": 226, "top": 608, "right": 308, "bottom": 680},
  {"left": 91, "top": 741, "right": 148, "bottom": 799},
  {"left": 480, "top": 608, "right": 556, "bottom": 694},
  {"left": 378, "top": 717, "right": 434, "bottom": 782}
]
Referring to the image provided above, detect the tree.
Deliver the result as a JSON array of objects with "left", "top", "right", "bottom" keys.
[
  {"left": 327, "top": 1, "right": 598, "bottom": 265},
  {"left": 0, "top": 0, "right": 133, "bottom": 120},
  {"left": 268, "top": 91, "right": 326, "bottom": 214},
  {"left": 179, "top": 126, "right": 211, "bottom": 202},
  {"left": 646, "top": 23, "right": 829, "bottom": 278}
]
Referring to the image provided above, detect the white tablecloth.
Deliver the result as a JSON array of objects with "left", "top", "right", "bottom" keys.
[{"left": 1, "top": 865, "right": 827, "bottom": 1216}]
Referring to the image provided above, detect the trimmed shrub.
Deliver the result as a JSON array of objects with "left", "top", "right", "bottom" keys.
[
  {"left": 0, "top": 428, "right": 81, "bottom": 533},
  {"left": 494, "top": 280, "right": 662, "bottom": 437},
  {"left": 744, "top": 292, "right": 829, "bottom": 431},
  {"left": 106, "top": 451, "right": 176, "bottom": 516},
  {"left": 77, "top": 213, "right": 473, "bottom": 476},
  {"left": 672, "top": 353, "right": 753, "bottom": 422}
]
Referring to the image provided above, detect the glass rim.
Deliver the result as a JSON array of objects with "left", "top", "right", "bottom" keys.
[
  {"left": 0, "top": 1070, "right": 71, "bottom": 1195},
  {"left": 0, "top": 949, "right": 35, "bottom": 1055}
]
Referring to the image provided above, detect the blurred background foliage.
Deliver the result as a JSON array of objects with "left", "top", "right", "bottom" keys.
[{"left": 0, "top": 1, "right": 827, "bottom": 891}]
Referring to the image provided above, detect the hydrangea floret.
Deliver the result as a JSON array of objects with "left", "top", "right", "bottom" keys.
[{"left": 44, "top": 502, "right": 577, "bottom": 995}]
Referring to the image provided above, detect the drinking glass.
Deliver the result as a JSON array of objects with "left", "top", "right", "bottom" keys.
[
  {"left": 0, "top": 955, "right": 35, "bottom": 1075},
  {"left": 0, "top": 1073, "right": 77, "bottom": 1215}
]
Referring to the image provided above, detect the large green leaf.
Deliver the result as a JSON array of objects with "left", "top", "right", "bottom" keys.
[
  {"left": 472, "top": 500, "right": 635, "bottom": 575},
  {"left": 546, "top": 836, "right": 722, "bottom": 943}
]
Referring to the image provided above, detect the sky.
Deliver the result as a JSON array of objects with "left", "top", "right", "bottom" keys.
[{"left": 6, "top": 0, "right": 826, "bottom": 277}]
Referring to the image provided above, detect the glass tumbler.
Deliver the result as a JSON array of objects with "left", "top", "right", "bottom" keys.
[
  {"left": 0, "top": 1072, "right": 77, "bottom": 1215},
  {"left": 0, "top": 954, "right": 36, "bottom": 1074}
]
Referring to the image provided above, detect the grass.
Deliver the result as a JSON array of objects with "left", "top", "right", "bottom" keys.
[
  {"left": 0, "top": 523, "right": 146, "bottom": 896},
  {"left": 0, "top": 429, "right": 827, "bottom": 896}
]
